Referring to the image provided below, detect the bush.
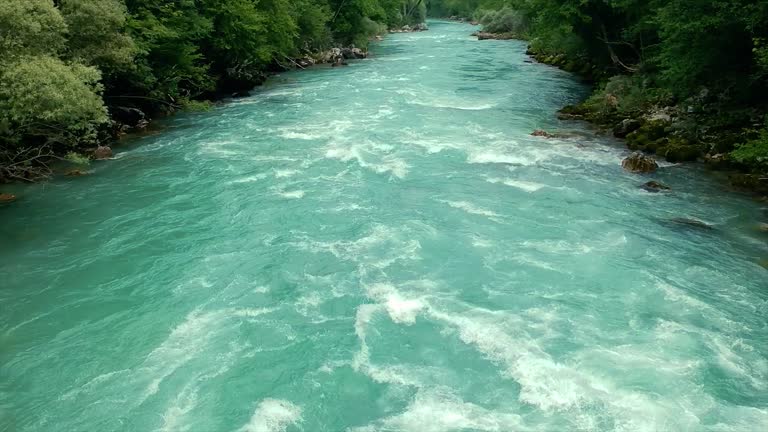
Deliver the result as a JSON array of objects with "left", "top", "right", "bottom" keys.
[
  {"left": 0, "top": 56, "right": 108, "bottom": 147},
  {"left": 732, "top": 122, "right": 768, "bottom": 170},
  {"left": 476, "top": 7, "right": 527, "bottom": 35},
  {"left": 583, "top": 75, "right": 673, "bottom": 118}
]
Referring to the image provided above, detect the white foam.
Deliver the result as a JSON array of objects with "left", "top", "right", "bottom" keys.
[
  {"left": 279, "top": 131, "right": 322, "bottom": 140},
  {"left": 277, "top": 190, "right": 305, "bottom": 199},
  {"left": 352, "top": 390, "right": 524, "bottom": 432},
  {"left": 467, "top": 151, "right": 532, "bottom": 165},
  {"left": 231, "top": 307, "right": 277, "bottom": 318},
  {"left": 274, "top": 169, "right": 299, "bottom": 178},
  {"left": 366, "top": 283, "right": 425, "bottom": 324},
  {"left": 229, "top": 173, "right": 268, "bottom": 184},
  {"left": 324, "top": 142, "right": 409, "bottom": 178},
  {"left": 439, "top": 200, "right": 500, "bottom": 218},
  {"left": 428, "top": 305, "right": 709, "bottom": 431},
  {"left": 487, "top": 177, "right": 546, "bottom": 192},
  {"left": 238, "top": 399, "right": 302, "bottom": 432}
]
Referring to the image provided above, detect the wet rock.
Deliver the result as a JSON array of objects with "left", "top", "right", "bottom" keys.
[
  {"left": 296, "top": 56, "right": 315, "bottom": 68},
  {"left": 613, "top": 119, "right": 641, "bottom": 138},
  {"left": 341, "top": 47, "right": 367, "bottom": 59},
  {"left": 621, "top": 152, "right": 658, "bottom": 173},
  {"left": 374, "top": 35, "right": 383, "bottom": 41},
  {"left": 531, "top": 130, "right": 555, "bottom": 138},
  {"left": 641, "top": 181, "right": 670, "bottom": 192},
  {"left": 412, "top": 23, "right": 428, "bottom": 31},
  {"left": 757, "top": 223, "right": 768, "bottom": 233},
  {"left": 93, "top": 145, "right": 113, "bottom": 160},
  {"left": 669, "top": 217, "right": 713, "bottom": 230},
  {"left": 557, "top": 104, "right": 587, "bottom": 121},
  {"left": 0, "top": 193, "right": 16, "bottom": 204},
  {"left": 65, "top": 169, "right": 88, "bottom": 177}
]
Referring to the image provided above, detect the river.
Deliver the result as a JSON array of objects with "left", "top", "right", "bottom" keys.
[{"left": 1, "top": 20, "right": 767, "bottom": 432}]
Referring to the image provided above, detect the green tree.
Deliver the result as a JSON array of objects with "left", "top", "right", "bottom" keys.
[
  {"left": 0, "top": 0, "right": 67, "bottom": 58},
  {"left": 59, "top": 0, "right": 136, "bottom": 73}
]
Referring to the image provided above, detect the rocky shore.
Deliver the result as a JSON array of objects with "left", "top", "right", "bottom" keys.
[{"left": 472, "top": 29, "right": 766, "bottom": 198}]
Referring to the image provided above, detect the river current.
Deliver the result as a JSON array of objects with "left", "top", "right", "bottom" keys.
[{"left": 1, "top": 20, "right": 767, "bottom": 432}]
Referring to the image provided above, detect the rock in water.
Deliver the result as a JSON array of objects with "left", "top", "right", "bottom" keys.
[
  {"left": 0, "top": 193, "right": 16, "bottom": 203},
  {"left": 531, "top": 130, "right": 554, "bottom": 138},
  {"left": 669, "top": 217, "right": 713, "bottom": 230},
  {"left": 641, "top": 181, "right": 670, "bottom": 192},
  {"left": 613, "top": 119, "right": 641, "bottom": 138},
  {"left": 757, "top": 223, "right": 768, "bottom": 233},
  {"left": 93, "top": 146, "right": 113, "bottom": 160},
  {"left": 65, "top": 169, "right": 88, "bottom": 177},
  {"left": 622, "top": 152, "right": 658, "bottom": 173}
]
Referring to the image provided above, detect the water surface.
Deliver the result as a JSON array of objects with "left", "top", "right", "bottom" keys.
[{"left": 2, "top": 20, "right": 767, "bottom": 432}]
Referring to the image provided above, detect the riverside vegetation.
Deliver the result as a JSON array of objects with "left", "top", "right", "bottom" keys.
[
  {"left": 431, "top": 0, "right": 768, "bottom": 195},
  {"left": 0, "top": 0, "right": 427, "bottom": 183}
]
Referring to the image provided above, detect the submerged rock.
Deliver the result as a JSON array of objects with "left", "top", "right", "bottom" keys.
[
  {"left": 93, "top": 145, "right": 113, "bottom": 160},
  {"left": 613, "top": 119, "right": 641, "bottom": 138},
  {"left": 641, "top": 181, "right": 670, "bottom": 192},
  {"left": 0, "top": 193, "right": 16, "bottom": 204},
  {"left": 757, "top": 223, "right": 768, "bottom": 233},
  {"left": 621, "top": 152, "right": 658, "bottom": 173},
  {"left": 531, "top": 129, "right": 555, "bottom": 138},
  {"left": 65, "top": 169, "right": 88, "bottom": 177},
  {"left": 669, "top": 217, "right": 714, "bottom": 230}
]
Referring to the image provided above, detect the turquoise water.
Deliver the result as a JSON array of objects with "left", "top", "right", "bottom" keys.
[{"left": 2, "top": 20, "right": 768, "bottom": 432}]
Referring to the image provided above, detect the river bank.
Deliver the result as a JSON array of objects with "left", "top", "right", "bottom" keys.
[{"left": 471, "top": 28, "right": 768, "bottom": 199}]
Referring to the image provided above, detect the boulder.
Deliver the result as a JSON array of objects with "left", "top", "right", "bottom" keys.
[
  {"left": 412, "top": 23, "right": 428, "bottom": 31},
  {"left": 657, "top": 143, "right": 700, "bottom": 163},
  {"left": 93, "top": 145, "right": 113, "bottom": 160},
  {"left": 613, "top": 119, "right": 641, "bottom": 138},
  {"left": 641, "top": 181, "right": 670, "bottom": 192},
  {"left": 111, "top": 106, "right": 148, "bottom": 130},
  {"left": 341, "top": 47, "right": 366, "bottom": 59},
  {"left": 0, "top": 193, "right": 16, "bottom": 204},
  {"left": 621, "top": 151, "right": 658, "bottom": 173}
]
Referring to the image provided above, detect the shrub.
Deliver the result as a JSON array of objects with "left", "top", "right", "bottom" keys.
[
  {"left": 732, "top": 122, "right": 768, "bottom": 171},
  {"left": 0, "top": 56, "right": 108, "bottom": 147}
]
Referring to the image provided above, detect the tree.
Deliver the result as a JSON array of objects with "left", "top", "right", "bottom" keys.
[{"left": 59, "top": 0, "right": 136, "bottom": 73}]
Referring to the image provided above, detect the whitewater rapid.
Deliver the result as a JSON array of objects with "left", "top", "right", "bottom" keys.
[{"left": 1, "top": 20, "right": 767, "bottom": 432}]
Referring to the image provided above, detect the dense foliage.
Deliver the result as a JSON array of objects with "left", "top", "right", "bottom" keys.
[
  {"left": 0, "top": 0, "right": 425, "bottom": 180},
  {"left": 429, "top": 0, "right": 768, "bottom": 175}
]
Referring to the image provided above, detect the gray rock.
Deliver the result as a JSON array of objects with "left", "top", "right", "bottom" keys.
[
  {"left": 93, "top": 145, "right": 113, "bottom": 160},
  {"left": 613, "top": 119, "right": 641, "bottom": 138},
  {"left": 621, "top": 152, "right": 658, "bottom": 173},
  {"left": 641, "top": 180, "right": 670, "bottom": 192}
]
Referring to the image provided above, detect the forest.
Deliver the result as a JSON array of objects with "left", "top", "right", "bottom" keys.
[
  {"left": 430, "top": 0, "right": 768, "bottom": 184},
  {"left": 0, "top": 0, "right": 426, "bottom": 181}
]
